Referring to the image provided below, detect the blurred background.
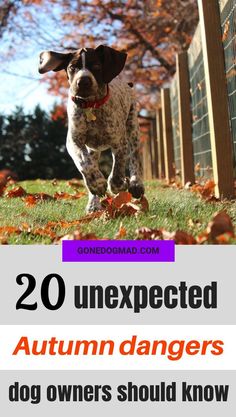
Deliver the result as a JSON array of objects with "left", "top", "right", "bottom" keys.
[{"left": 0, "top": 0, "right": 198, "bottom": 180}]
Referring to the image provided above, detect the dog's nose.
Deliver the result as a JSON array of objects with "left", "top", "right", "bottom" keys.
[{"left": 78, "top": 76, "right": 92, "bottom": 89}]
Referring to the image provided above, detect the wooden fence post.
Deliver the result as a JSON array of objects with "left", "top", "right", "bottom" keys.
[
  {"left": 156, "top": 109, "right": 165, "bottom": 178},
  {"left": 141, "top": 124, "right": 152, "bottom": 181},
  {"left": 198, "top": 0, "right": 234, "bottom": 198},
  {"left": 176, "top": 52, "right": 195, "bottom": 185},
  {"left": 161, "top": 89, "right": 175, "bottom": 181},
  {"left": 150, "top": 118, "right": 159, "bottom": 178}
]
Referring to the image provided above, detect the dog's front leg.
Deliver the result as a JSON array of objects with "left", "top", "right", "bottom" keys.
[
  {"left": 67, "top": 139, "right": 107, "bottom": 212},
  {"left": 108, "top": 142, "right": 129, "bottom": 195}
]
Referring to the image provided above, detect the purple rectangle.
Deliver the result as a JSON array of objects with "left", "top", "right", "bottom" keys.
[{"left": 62, "top": 240, "right": 175, "bottom": 262}]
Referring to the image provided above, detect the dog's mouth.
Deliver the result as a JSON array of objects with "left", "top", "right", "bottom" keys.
[
  {"left": 71, "top": 88, "right": 97, "bottom": 101},
  {"left": 74, "top": 93, "right": 90, "bottom": 100}
]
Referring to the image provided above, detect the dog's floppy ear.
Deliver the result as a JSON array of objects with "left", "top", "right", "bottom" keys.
[
  {"left": 96, "top": 45, "right": 127, "bottom": 83},
  {"left": 38, "top": 51, "right": 72, "bottom": 74}
]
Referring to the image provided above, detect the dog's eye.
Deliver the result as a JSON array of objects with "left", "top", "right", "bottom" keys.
[{"left": 68, "top": 65, "right": 76, "bottom": 72}]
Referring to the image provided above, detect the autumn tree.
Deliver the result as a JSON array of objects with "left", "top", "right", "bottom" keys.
[{"left": 1, "top": 0, "right": 198, "bottom": 109}]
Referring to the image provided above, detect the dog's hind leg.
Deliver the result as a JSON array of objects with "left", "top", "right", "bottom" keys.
[{"left": 126, "top": 103, "right": 145, "bottom": 198}]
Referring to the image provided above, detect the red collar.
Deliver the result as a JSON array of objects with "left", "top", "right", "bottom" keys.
[{"left": 71, "top": 86, "right": 109, "bottom": 109}]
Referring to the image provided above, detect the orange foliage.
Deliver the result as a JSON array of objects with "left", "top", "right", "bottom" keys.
[{"left": 1, "top": 0, "right": 198, "bottom": 110}]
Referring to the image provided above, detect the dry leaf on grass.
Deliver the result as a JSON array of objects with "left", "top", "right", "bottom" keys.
[
  {"left": 136, "top": 227, "right": 163, "bottom": 240},
  {"left": 114, "top": 223, "right": 127, "bottom": 239},
  {"left": 53, "top": 191, "right": 86, "bottom": 200},
  {"left": 76, "top": 211, "right": 105, "bottom": 224},
  {"left": 215, "top": 233, "right": 234, "bottom": 244},
  {"left": 33, "top": 227, "right": 57, "bottom": 240},
  {"left": 0, "top": 226, "right": 21, "bottom": 236},
  {"left": 46, "top": 220, "right": 81, "bottom": 229},
  {"left": 133, "top": 195, "right": 149, "bottom": 212},
  {"left": 112, "top": 191, "right": 132, "bottom": 208},
  {"left": 24, "top": 193, "right": 53, "bottom": 207},
  {"left": 173, "top": 230, "right": 197, "bottom": 245},
  {"left": 207, "top": 211, "right": 234, "bottom": 242},
  {"left": 5, "top": 186, "right": 27, "bottom": 198},
  {"left": 191, "top": 180, "right": 217, "bottom": 200},
  {"left": 67, "top": 179, "right": 83, "bottom": 188},
  {"left": 59, "top": 230, "right": 100, "bottom": 241},
  {"left": 0, "top": 236, "right": 8, "bottom": 244},
  {"left": 101, "top": 191, "right": 149, "bottom": 219}
]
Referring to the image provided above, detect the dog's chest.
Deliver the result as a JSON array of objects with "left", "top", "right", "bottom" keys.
[
  {"left": 68, "top": 79, "right": 133, "bottom": 150},
  {"left": 71, "top": 104, "right": 127, "bottom": 150},
  {"left": 85, "top": 108, "right": 124, "bottom": 149}
]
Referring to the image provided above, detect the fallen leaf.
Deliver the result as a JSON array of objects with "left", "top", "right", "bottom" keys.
[
  {"left": 136, "top": 227, "right": 163, "bottom": 240},
  {"left": 0, "top": 236, "right": 8, "bottom": 244},
  {"left": 114, "top": 223, "right": 127, "bottom": 239},
  {"left": 112, "top": 191, "right": 132, "bottom": 209},
  {"left": 59, "top": 230, "right": 100, "bottom": 241},
  {"left": 133, "top": 195, "right": 149, "bottom": 212},
  {"left": 191, "top": 180, "right": 216, "bottom": 200},
  {"left": 54, "top": 191, "right": 85, "bottom": 200},
  {"left": 215, "top": 233, "right": 233, "bottom": 244},
  {"left": 24, "top": 193, "right": 53, "bottom": 206},
  {"left": 67, "top": 178, "right": 83, "bottom": 188},
  {"left": 24, "top": 195, "right": 37, "bottom": 207},
  {"left": 174, "top": 230, "right": 197, "bottom": 245},
  {"left": 201, "top": 180, "right": 216, "bottom": 198},
  {"left": 6, "top": 186, "right": 27, "bottom": 198},
  {"left": 76, "top": 211, "right": 104, "bottom": 223},
  {"left": 0, "top": 226, "right": 21, "bottom": 235},
  {"left": 207, "top": 211, "right": 234, "bottom": 241},
  {"left": 118, "top": 202, "right": 140, "bottom": 217},
  {"left": 101, "top": 195, "right": 113, "bottom": 208},
  {"left": 20, "top": 223, "right": 31, "bottom": 232},
  {"left": 33, "top": 227, "right": 56, "bottom": 240},
  {"left": 196, "top": 231, "right": 208, "bottom": 244}
]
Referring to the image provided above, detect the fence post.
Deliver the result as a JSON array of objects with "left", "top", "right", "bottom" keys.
[
  {"left": 176, "top": 52, "right": 195, "bottom": 185},
  {"left": 150, "top": 118, "right": 159, "bottom": 178},
  {"left": 198, "top": 0, "right": 234, "bottom": 198},
  {"left": 156, "top": 108, "right": 165, "bottom": 178},
  {"left": 142, "top": 126, "right": 152, "bottom": 181},
  {"left": 161, "top": 89, "right": 175, "bottom": 181}
]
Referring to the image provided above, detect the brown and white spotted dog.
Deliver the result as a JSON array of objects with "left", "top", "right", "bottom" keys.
[{"left": 39, "top": 45, "right": 144, "bottom": 212}]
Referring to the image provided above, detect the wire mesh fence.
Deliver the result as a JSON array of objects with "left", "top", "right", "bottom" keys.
[
  {"left": 188, "top": 25, "right": 213, "bottom": 179},
  {"left": 147, "top": 1, "right": 235, "bottom": 198},
  {"left": 170, "top": 76, "right": 181, "bottom": 178},
  {"left": 219, "top": 0, "right": 236, "bottom": 171}
]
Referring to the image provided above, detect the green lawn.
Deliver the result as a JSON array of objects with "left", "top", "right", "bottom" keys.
[{"left": 0, "top": 179, "right": 235, "bottom": 244}]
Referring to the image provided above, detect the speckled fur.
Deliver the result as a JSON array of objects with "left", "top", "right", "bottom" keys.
[
  {"left": 39, "top": 46, "right": 144, "bottom": 212},
  {"left": 66, "top": 78, "right": 144, "bottom": 212}
]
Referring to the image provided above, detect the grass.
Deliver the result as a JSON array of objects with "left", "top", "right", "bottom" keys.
[{"left": 0, "top": 179, "right": 236, "bottom": 244}]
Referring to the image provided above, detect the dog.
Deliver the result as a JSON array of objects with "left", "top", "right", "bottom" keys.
[{"left": 39, "top": 45, "right": 144, "bottom": 212}]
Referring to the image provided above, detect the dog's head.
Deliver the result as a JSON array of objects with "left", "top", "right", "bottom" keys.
[{"left": 39, "top": 45, "right": 127, "bottom": 100}]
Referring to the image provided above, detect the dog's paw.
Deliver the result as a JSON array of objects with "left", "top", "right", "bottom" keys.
[
  {"left": 128, "top": 179, "right": 145, "bottom": 199},
  {"left": 108, "top": 176, "right": 128, "bottom": 195},
  {"left": 86, "top": 195, "right": 102, "bottom": 213}
]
